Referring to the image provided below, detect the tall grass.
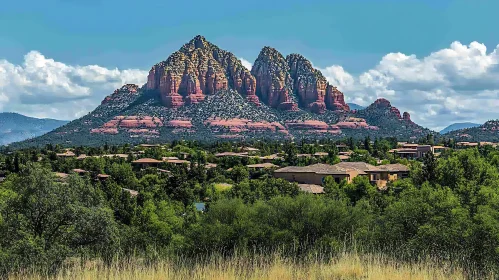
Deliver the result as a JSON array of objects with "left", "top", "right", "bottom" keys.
[{"left": 9, "top": 252, "right": 479, "bottom": 280}]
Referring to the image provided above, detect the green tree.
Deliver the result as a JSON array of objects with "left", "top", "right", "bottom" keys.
[
  {"left": 422, "top": 151, "right": 437, "bottom": 183},
  {"left": 0, "top": 163, "right": 118, "bottom": 274}
]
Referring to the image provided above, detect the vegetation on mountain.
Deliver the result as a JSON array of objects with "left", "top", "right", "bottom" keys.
[{"left": 444, "top": 120, "right": 499, "bottom": 141}]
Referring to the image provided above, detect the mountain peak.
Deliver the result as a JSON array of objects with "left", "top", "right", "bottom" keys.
[
  {"left": 252, "top": 47, "right": 297, "bottom": 111},
  {"left": 146, "top": 35, "right": 259, "bottom": 108},
  {"left": 180, "top": 35, "right": 214, "bottom": 52}
]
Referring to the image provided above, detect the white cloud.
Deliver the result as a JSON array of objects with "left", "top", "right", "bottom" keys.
[
  {"left": 318, "top": 41, "right": 499, "bottom": 131},
  {"left": 0, "top": 51, "right": 147, "bottom": 120},
  {"left": 239, "top": 58, "right": 253, "bottom": 71}
]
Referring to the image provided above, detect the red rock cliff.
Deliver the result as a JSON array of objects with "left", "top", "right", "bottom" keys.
[
  {"left": 325, "top": 86, "right": 350, "bottom": 111},
  {"left": 403, "top": 112, "right": 412, "bottom": 122},
  {"left": 287, "top": 54, "right": 327, "bottom": 114},
  {"left": 147, "top": 35, "right": 259, "bottom": 108},
  {"left": 251, "top": 47, "right": 298, "bottom": 111}
]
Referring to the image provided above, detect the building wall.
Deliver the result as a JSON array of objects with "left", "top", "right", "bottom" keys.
[{"left": 274, "top": 172, "right": 351, "bottom": 185}]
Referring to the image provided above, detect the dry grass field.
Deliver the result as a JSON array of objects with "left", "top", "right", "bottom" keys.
[{"left": 9, "top": 252, "right": 479, "bottom": 280}]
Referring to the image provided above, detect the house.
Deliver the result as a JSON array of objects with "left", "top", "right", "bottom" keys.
[
  {"left": 77, "top": 154, "right": 88, "bottom": 160},
  {"left": 132, "top": 158, "right": 162, "bottom": 168},
  {"left": 246, "top": 163, "right": 279, "bottom": 170},
  {"left": 97, "top": 174, "right": 110, "bottom": 180},
  {"left": 314, "top": 152, "right": 329, "bottom": 158},
  {"left": 456, "top": 142, "right": 478, "bottom": 148},
  {"left": 274, "top": 163, "right": 375, "bottom": 185},
  {"left": 178, "top": 152, "right": 191, "bottom": 160},
  {"left": 336, "top": 144, "right": 349, "bottom": 151},
  {"left": 205, "top": 163, "right": 218, "bottom": 169},
  {"left": 162, "top": 156, "right": 179, "bottom": 161},
  {"left": 56, "top": 151, "right": 76, "bottom": 158},
  {"left": 274, "top": 162, "right": 410, "bottom": 189},
  {"left": 164, "top": 159, "right": 190, "bottom": 165},
  {"left": 241, "top": 147, "right": 260, "bottom": 155},
  {"left": 390, "top": 144, "right": 433, "bottom": 159},
  {"left": 338, "top": 155, "right": 350, "bottom": 161},
  {"left": 297, "top": 184, "right": 324, "bottom": 194},
  {"left": 72, "top": 169, "right": 88, "bottom": 175},
  {"left": 432, "top": 146, "right": 449, "bottom": 156},
  {"left": 297, "top": 154, "right": 312, "bottom": 158},
  {"left": 364, "top": 164, "right": 410, "bottom": 189},
  {"left": 54, "top": 172, "right": 69, "bottom": 182},
  {"left": 99, "top": 154, "right": 129, "bottom": 159},
  {"left": 215, "top": 152, "right": 248, "bottom": 158},
  {"left": 258, "top": 154, "right": 283, "bottom": 163},
  {"left": 122, "top": 188, "right": 139, "bottom": 197}
]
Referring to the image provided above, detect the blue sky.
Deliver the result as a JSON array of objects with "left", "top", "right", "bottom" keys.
[{"left": 1, "top": 0, "right": 499, "bottom": 130}]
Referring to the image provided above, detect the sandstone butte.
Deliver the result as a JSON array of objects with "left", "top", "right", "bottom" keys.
[
  {"left": 146, "top": 35, "right": 259, "bottom": 108},
  {"left": 90, "top": 36, "right": 420, "bottom": 138},
  {"left": 371, "top": 98, "right": 412, "bottom": 122},
  {"left": 143, "top": 35, "right": 350, "bottom": 114}
]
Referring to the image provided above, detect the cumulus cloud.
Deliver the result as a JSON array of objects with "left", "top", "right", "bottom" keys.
[
  {"left": 239, "top": 58, "right": 253, "bottom": 71},
  {"left": 0, "top": 51, "right": 147, "bottom": 120},
  {"left": 318, "top": 41, "right": 499, "bottom": 131}
]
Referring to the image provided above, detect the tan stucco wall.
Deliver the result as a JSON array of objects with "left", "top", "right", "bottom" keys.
[{"left": 274, "top": 172, "right": 350, "bottom": 185}]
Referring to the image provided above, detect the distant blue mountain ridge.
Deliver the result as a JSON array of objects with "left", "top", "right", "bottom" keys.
[
  {"left": 0, "top": 112, "right": 68, "bottom": 146},
  {"left": 347, "top": 103, "right": 364, "bottom": 110},
  {"left": 440, "top": 122, "right": 481, "bottom": 134}
]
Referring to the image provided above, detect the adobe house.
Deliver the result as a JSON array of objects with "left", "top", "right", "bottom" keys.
[
  {"left": 274, "top": 162, "right": 410, "bottom": 189},
  {"left": 241, "top": 147, "right": 260, "bottom": 155},
  {"left": 72, "top": 169, "right": 89, "bottom": 176},
  {"left": 432, "top": 145, "right": 450, "bottom": 156},
  {"left": 163, "top": 157, "right": 190, "bottom": 165},
  {"left": 246, "top": 163, "right": 279, "bottom": 171},
  {"left": 274, "top": 162, "right": 376, "bottom": 185},
  {"left": 258, "top": 154, "right": 283, "bottom": 163},
  {"left": 364, "top": 164, "right": 410, "bottom": 189},
  {"left": 97, "top": 174, "right": 111, "bottom": 181},
  {"left": 391, "top": 144, "right": 433, "bottom": 159},
  {"left": 132, "top": 158, "right": 162, "bottom": 168},
  {"left": 313, "top": 152, "right": 329, "bottom": 158},
  {"left": 56, "top": 151, "right": 76, "bottom": 158}
]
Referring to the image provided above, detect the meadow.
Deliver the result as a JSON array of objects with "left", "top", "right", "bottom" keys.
[{"left": 9, "top": 252, "right": 470, "bottom": 280}]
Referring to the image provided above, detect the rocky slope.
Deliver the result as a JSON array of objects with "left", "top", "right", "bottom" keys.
[
  {"left": 12, "top": 36, "right": 433, "bottom": 148},
  {"left": 251, "top": 47, "right": 297, "bottom": 111},
  {"left": 443, "top": 120, "right": 499, "bottom": 141},
  {"left": 146, "top": 35, "right": 259, "bottom": 108}
]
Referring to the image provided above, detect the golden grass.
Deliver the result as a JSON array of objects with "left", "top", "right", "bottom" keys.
[
  {"left": 213, "top": 183, "right": 233, "bottom": 192},
  {"left": 9, "top": 252, "right": 477, "bottom": 280}
]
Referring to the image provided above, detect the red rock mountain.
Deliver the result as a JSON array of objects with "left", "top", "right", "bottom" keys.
[
  {"left": 146, "top": 36, "right": 349, "bottom": 114},
  {"left": 146, "top": 35, "right": 259, "bottom": 108},
  {"left": 14, "top": 35, "right": 434, "bottom": 148},
  {"left": 251, "top": 47, "right": 298, "bottom": 111}
]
